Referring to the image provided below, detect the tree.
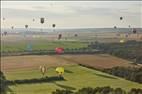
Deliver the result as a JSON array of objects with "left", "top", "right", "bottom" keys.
[{"left": 0, "top": 71, "right": 8, "bottom": 94}]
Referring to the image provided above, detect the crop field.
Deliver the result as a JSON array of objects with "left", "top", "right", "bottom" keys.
[
  {"left": 1, "top": 40, "right": 88, "bottom": 52},
  {"left": 1, "top": 29, "right": 142, "bottom": 94},
  {"left": 1, "top": 30, "right": 142, "bottom": 52},
  {"left": 1, "top": 55, "right": 142, "bottom": 94}
]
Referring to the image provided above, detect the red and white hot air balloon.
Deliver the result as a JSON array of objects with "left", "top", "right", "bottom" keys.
[{"left": 55, "top": 47, "right": 64, "bottom": 54}]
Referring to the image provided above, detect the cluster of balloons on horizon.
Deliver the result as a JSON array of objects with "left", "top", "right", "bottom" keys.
[
  {"left": 113, "top": 16, "right": 137, "bottom": 33},
  {"left": 1, "top": 16, "right": 140, "bottom": 42},
  {"left": 112, "top": 16, "right": 139, "bottom": 43}
]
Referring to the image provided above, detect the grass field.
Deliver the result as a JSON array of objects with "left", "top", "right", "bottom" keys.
[
  {"left": 1, "top": 55, "right": 141, "bottom": 94},
  {"left": 1, "top": 30, "right": 142, "bottom": 52},
  {"left": 1, "top": 30, "right": 142, "bottom": 94},
  {"left": 1, "top": 40, "right": 88, "bottom": 52},
  {"left": 5, "top": 65, "right": 142, "bottom": 94}
]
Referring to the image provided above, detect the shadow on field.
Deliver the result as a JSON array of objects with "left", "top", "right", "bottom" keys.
[
  {"left": 93, "top": 73, "right": 117, "bottom": 79},
  {"left": 54, "top": 83, "right": 76, "bottom": 90},
  {"left": 64, "top": 70, "right": 73, "bottom": 73},
  {"left": 7, "top": 76, "right": 66, "bottom": 85}
]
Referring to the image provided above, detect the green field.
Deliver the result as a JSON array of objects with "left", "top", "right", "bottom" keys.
[
  {"left": 1, "top": 41, "right": 88, "bottom": 52},
  {"left": 6, "top": 65, "right": 142, "bottom": 94}
]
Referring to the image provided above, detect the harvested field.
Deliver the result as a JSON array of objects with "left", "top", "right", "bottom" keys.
[
  {"left": 1, "top": 54, "right": 139, "bottom": 73},
  {"left": 1, "top": 55, "right": 73, "bottom": 72},
  {"left": 59, "top": 54, "right": 139, "bottom": 69}
]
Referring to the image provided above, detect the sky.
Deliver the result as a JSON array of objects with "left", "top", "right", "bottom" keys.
[{"left": 1, "top": 1, "right": 142, "bottom": 29}]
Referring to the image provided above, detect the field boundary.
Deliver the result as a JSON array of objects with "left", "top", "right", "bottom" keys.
[{"left": 1, "top": 50, "right": 102, "bottom": 57}]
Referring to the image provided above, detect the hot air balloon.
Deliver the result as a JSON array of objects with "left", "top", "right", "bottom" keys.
[
  {"left": 52, "top": 24, "right": 56, "bottom": 28},
  {"left": 33, "top": 19, "right": 35, "bottom": 22},
  {"left": 55, "top": 47, "right": 64, "bottom": 54},
  {"left": 25, "top": 25, "right": 28, "bottom": 29},
  {"left": 114, "top": 26, "right": 117, "bottom": 29},
  {"left": 58, "top": 34, "right": 62, "bottom": 40},
  {"left": 55, "top": 67, "right": 64, "bottom": 77},
  {"left": 120, "top": 17, "right": 123, "bottom": 20},
  {"left": 39, "top": 66, "right": 46, "bottom": 76},
  {"left": 40, "top": 18, "right": 44, "bottom": 24},
  {"left": 133, "top": 28, "right": 137, "bottom": 34},
  {"left": 74, "top": 34, "right": 78, "bottom": 37},
  {"left": 4, "top": 31, "right": 7, "bottom": 36},
  {"left": 40, "top": 18, "right": 45, "bottom": 32},
  {"left": 11, "top": 26, "right": 14, "bottom": 30}
]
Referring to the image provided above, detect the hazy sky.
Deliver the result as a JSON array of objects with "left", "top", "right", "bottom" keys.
[{"left": 1, "top": 1, "right": 142, "bottom": 28}]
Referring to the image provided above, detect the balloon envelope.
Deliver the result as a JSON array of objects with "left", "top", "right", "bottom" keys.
[
  {"left": 25, "top": 25, "right": 28, "bottom": 28},
  {"left": 55, "top": 47, "right": 64, "bottom": 54},
  {"left": 120, "top": 17, "right": 123, "bottom": 20},
  {"left": 11, "top": 26, "right": 14, "bottom": 29},
  {"left": 114, "top": 26, "right": 117, "bottom": 29},
  {"left": 52, "top": 24, "right": 56, "bottom": 28},
  {"left": 58, "top": 34, "right": 62, "bottom": 40},
  {"left": 40, "top": 18, "right": 44, "bottom": 24},
  {"left": 133, "top": 28, "right": 137, "bottom": 34},
  {"left": 56, "top": 67, "right": 64, "bottom": 74}
]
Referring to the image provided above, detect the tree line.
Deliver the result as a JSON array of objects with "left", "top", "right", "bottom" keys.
[
  {"left": 88, "top": 40, "right": 142, "bottom": 64},
  {"left": 103, "top": 67, "right": 142, "bottom": 83},
  {"left": 52, "top": 87, "right": 142, "bottom": 94}
]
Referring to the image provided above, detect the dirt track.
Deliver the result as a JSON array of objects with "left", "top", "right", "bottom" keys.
[{"left": 1, "top": 54, "right": 139, "bottom": 72}]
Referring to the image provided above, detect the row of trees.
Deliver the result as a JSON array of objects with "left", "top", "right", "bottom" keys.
[
  {"left": 0, "top": 71, "right": 8, "bottom": 94},
  {"left": 1, "top": 48, "right": 101, "bottom": 56},
  {"left": 79, "top": 63, "right": 142, "bottom": 83},
  {"left": 52, "top": 87, "right": 142, "bottom": 94},
  {"left": 88, "top": 40, "right": 142, "bottom": 64},
  {"left": 103, "top": 67, "right": 142, "bottom": 83}
]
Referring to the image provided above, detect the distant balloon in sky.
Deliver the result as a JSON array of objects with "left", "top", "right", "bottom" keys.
[
  {"left": 40, "top": 18, "right": 45, "bottom": 24},
  {"left": 11, "top": 26, "right": 14, "bottom": 30},
  {"left": 120, "top": 17, "right": 123, "bottom": 20},
  {"left": 25, "top": 25, "right": 28, "bottom": 29},
  {"left": 33, "top": 19, "right": 35, "bottom": 22},
  {"left": 52, "top": 24, "right": 56, "bottom": 28},
  {"left": 114, "top": 26, "right": 117, "bottom": 29},
  {"left": 55, "top": 47, "right": 64, "bottom": 54}
]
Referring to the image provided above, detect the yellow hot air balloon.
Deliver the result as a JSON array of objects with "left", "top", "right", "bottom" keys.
[
  {"left": 120, "top": 39, "right": 125, "bottom": 43},
  {"left": 55, "top": 67, "right": 64, "bottom": 77}
]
